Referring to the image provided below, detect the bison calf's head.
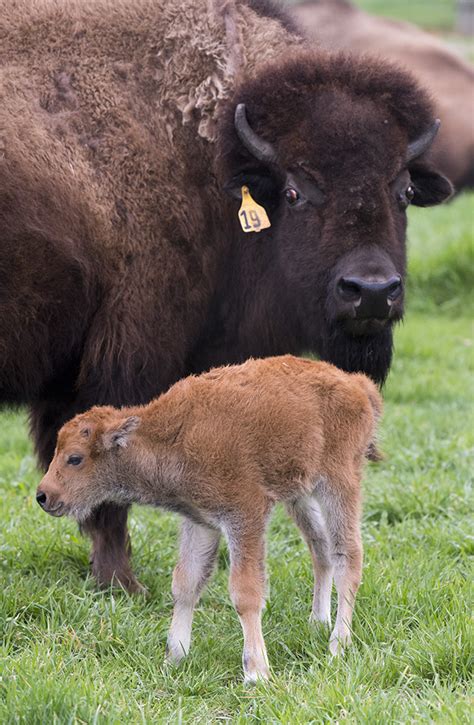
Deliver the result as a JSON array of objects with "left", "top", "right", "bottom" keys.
[
  {"left": 36, "top": 408, "right": 141, "bottom": 523},
  {"left": 219, "top": 52, "right": 453, "bottom": 383}
]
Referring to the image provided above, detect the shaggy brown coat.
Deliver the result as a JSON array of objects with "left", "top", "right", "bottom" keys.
[
  {"left": 37, "top": 355, "right": 382, "bottom": 683},
  {"left": 0, "top": 0, "right": 303, "bottom": 591},
  {"left": 1, "top": 0, "right": 450, "bottom": 592},
  {"left": 291, "top": 0, "right": 474, "bottom": 191}
]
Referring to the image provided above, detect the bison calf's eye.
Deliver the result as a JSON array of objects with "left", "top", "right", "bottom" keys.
[
  {"left": 67, "top": 454, "right": 83, "bottom": 466},
  {"left": 284, "top": 187, "right": 300, "bottom": 206}
]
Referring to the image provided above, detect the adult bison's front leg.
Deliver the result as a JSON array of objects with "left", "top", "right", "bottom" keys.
[{"left": 80, "top": 503, "right": 146, "bottom": 594}]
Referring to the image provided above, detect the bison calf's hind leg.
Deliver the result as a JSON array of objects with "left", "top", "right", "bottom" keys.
[
  {"left": 314, "top": 480, "right": 363, "bottom": 656},
  {"left": 166, "top": 520, "right": 221, "bottom": 664},
  {"left": 226, "top": 518, "right": 270, "bottom": 684},
  {"left": 81, "top": 503, "right": 145, "bottom": 594},
  {"left": 286, "top": 496, "right": 333, "bottom": 626}
]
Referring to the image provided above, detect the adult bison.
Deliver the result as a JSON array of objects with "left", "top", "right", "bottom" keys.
[
  {"left": 0, "top": 0, "right": 452, "bottom": 591},
  {"left": 291, "top": 0, "right": 474, "bottom": 193}
]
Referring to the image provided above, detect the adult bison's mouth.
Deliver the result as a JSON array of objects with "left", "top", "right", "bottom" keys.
[{"left": 341, "top": 317, "right": 391, "bottom": 336}]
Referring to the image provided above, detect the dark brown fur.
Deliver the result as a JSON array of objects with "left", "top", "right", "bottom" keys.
[
  {"left": 37, "top": 355, "right": 382, "bottom": 681},
  {"left": 1, "top": 0, "right": 450, "bottom": 590}
]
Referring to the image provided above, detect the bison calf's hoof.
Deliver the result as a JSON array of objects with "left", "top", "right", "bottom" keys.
[
  {"left": 309, "top": 611, "right": 331, "bottom": 628},
  {"left": 243, "top": 653, "right": 270, "bottom": 685},
  {"left": 165, "top": 641, "right": 188, "bottom": 665},
  {"left": 243, "top": 667, "right": 270, "bottom": 686},
  {"left": 329, "top": 631, "right": 351, "bottom": 657}
]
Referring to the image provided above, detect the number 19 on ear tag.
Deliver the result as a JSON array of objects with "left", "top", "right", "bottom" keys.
[{"left": 238, "top": 185, "right": 271, "bottom": 233}]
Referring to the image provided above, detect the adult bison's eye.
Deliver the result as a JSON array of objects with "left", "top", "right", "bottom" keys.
[
  {"left": 284, "top": 187, "right": 300, "bottom": 206},
  {"left": 398, "top": 184, "right": 415, "bottom": 209},
  {"left": 67, "top": 454, "right": 83, "bottom": 466}
]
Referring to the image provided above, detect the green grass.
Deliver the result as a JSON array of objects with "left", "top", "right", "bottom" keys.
[
  {"left": 1, "top": 194, "right": 473, "bottom": 722},
  {"left": 356, "top": 0, "right": 455, "bottom": 31},
  {"left": 284, "top": 0, "right": 457, "bottom": 31},
  {"left": 407, "top": 193, "right": 474, "bottom": 315}
]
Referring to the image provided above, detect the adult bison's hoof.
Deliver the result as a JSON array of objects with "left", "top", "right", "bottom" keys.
[
  {"left": 113, "top": 572, "right": 148, "bottom": 596},
  {"left": 90, "top": 555, "right": 148, "bottom": 595},
  {"left": 97, "top": 567, "right": 148, "bottom": 596}
]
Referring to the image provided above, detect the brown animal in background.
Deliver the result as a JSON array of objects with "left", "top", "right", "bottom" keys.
[
  {"left": 291, "top": 0, "right": 474, "bottom": 192},
  {"left": 1, "top": 0, "right": 450, "bottom": 593},
  {"left": 36, "top": 355, "right": 382, "bottom": 682}
]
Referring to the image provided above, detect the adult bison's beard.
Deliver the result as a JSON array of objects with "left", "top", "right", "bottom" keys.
[{"left": 321, "top": 324, "right": 394, "bottom": 385}]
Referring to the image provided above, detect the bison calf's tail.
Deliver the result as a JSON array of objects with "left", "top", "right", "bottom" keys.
[
  {"left": 366, "top": 440, "right": 384, "bottom": 462},
  {"left": 354, "top": 373, "right": 384, "bottom": 462}
]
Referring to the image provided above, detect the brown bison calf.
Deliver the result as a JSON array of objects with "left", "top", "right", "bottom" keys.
[{"left": 36, "top": 355, "right": 382, "bottom": 682}]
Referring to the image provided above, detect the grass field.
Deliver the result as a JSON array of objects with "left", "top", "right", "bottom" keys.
[
  {"left": 283, "top": 0, "right": 458, "bottom": 31},
  {"left": 1, "top": 186, "right": 473, "bottom": 723},
  {"left": 357, "top": 0, "right": 455, "bottom": 30}
]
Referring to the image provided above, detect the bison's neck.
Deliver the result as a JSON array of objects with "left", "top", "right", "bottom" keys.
[
  {"left": 0, "top": 240, "right": 97, "bottom": 408},
  {"left": 187, "top": 230, "right": 305, "bottom": 373}
]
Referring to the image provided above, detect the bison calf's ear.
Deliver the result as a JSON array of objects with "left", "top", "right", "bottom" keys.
[
  {"left": 409, "top": 163, "right": 454, "bottom": 206},
  {"left": 102, "top": 416, "right": 141, "bottom": 450}
]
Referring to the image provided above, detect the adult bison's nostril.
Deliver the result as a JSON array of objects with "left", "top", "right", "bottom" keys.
[
  {"left": 384, "top": 275, "right": 403, "bottom": 302},
  {"left": 36, "top": 491, "right": 47, "bottom": 507},
  {"left": 337, "top": 277, "right": 363, "bottom": 303},
  {"left": 337, "top": 275, "right": 402, "bottom": 318}
]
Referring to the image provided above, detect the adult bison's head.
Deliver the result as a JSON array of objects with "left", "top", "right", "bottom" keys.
[{"left": 217, "top": 52, "right": 453, "bottom": 383}]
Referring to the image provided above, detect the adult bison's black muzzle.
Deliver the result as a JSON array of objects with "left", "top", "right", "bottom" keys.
[
  {"left": 332, "top": 246, "right": 404, "bottom": 335},
  {"left": 337, "top": 275, "right": 402, "bottom": 321},
  {"left": 323, "top": 247, "right": 405, "bottom": 379}
]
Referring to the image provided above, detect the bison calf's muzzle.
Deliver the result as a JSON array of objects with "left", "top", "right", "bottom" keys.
[
  {"left": 36, "top": 489, "right": 65, "bottom": 516},
  {"left": 36, "top": 491, "right": 47, "bottom": 508}
]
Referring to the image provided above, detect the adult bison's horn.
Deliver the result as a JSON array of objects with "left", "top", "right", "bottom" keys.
[
  {"left": 407, "top": 119, "right": 441, "bottom": 162},
  {"left": 234, "top": 103, "right": 278, "bottom": 165}
]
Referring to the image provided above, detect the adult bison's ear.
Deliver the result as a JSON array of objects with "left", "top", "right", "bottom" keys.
[
  {"left": 406, "top": 120, "right": 454, "bottom": 206},
  {"left": 409, "top": 162, "right": 454, "bottom": 206},
  {"left": 224, "top": 171, "right": 280, "bottom": 211},
  {"left": 102, "top": 416, "right": 141, "bottom": 450},
  {"left": 223, "top": 103, "right": 281, "bottom": 211}
]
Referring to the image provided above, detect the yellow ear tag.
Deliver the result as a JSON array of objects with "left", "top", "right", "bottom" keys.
[{"left": 238, "top": 185, "right": 271, "bottom": 233}]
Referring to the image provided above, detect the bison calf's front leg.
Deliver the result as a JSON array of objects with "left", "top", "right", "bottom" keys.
[{"left": 81, "top": 503, "right": 145, "bottom": 594}]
